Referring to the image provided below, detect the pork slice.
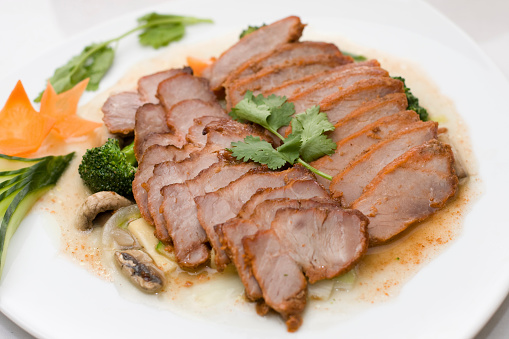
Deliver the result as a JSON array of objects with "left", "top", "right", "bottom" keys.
[
  {"left": 185, "top": 116, "right": 224, "bottom": 147},
  {"left": 311, "top": 110, "right": 420, "bottom": 188},
  {"left": 166, "top": 99, "right": 226, "bottom": 140},
  {"left": 102, "top": 92, "right": 144, "bottom": 135},
  {"left": 222, "top": 196, "right": 332, "bottom": 301},
  {"left": 225, "top": 41, "right": 348, "bottom": 85},
  {"left": 264, "top": 59, "right": 380, "bottom": 98},
  {"left": 133, "top": 143, "right": 196, "bottom": 225},
  {"left": 329, "top": 93, "right": 408, "bottom": 142},
  {"left": 146, "top": 120, "right": 269, "bottom": 242},
  {"left": 270, "top": 206, "right": 369, "bottom": 283},
  {"left": 320, "top": 77, "right": 405, "bottom": 125},
  {"left": 157, "top": 74, "right": 216, "bottom": 112},
  {"left": 202, "top": 16, "right": 305, "bottom": 91},
  {"left": 237, "top": 179, "right": 331, "bottom": 219},
  {"left": 243, "top": 230, "right": 307, "bottom": 332},
  {"left": 352, "top": 140, "right": 458, "bottom": 245},
  {"left": 161, "top": 160, "right": 259, "bottom": 268},
  {"left": 226, "top": 55, "right": 345, "bottom": 110},
  {"left": 330, "top": 121, "right": 438, "bottom": 206},
  {"left": 195, "top": 165, "right": 314, "bottom": 270},
  {"left": 137, "top": 67, "right": 192, "bottom": 103},
  {"left": 134, "top": 103, "right": 181, "bottom": 160},
  {"left": 289, "top": 67, "right": 390, "bottom": 114}
]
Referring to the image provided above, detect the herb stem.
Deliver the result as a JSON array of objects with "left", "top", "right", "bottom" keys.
[{"left": 296, "top": 158, "right": 333, "bottom": 181}]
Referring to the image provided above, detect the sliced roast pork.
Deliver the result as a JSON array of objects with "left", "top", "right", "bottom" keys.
[
  {"left": 330, "top": 120, "right": 438, "bottom": 206},
  {"left": 138, "top": 68, "right": 192, "bottom": 103},
  {"left": 165, "top": 99, "right": 226, "bottom": 142},
  {"left": 133, "top": 143, "right": 197, "bottom": 226},
  {"left": 289, "top": 66, "right": 390, "bottom": 114},
  {"left": 102, "top": 68, "right": 191, "bottom": 134},
  {"left": 352, "top": 140, "right": 458, "bottom": 245},
  {"left": 146, "top": 120, "right": 269, "bottom": 242},
  {"left": 225, "top": 41, "right": 348, "bottom": 85},
  {"left": 329, "top": 92, "right": 408, "bottom": 142},
  {"left": 264, "top": 59, "right": 380, "bottom": 98},
  {"left": 243, "top": 230, "right": 307, "bottom": 332},
  {"left": 311, "top": 110, "right": 420, "bottom": 188},
  {"left": 226, "top": 55, "right": 348, "bottom": 110},
  {"left": 157, "top": 74, "right": 216, "bottom": 112},
  {"left": 243, "top": 205, "right": 368, "bottom": 332},
  {"left": 319, "top": 77, "right": 405, "bottom": 124},
  {"left": 133, "top": 104, "right": 184, "bottom": 160},
  {"left": 202, "top": 16, "right": 305, "bottom": 91},
  {"left": 161, "top": 159, "right": 259, "bottom": 268},
  {"left": 102, "top": 92, "right": 144, "bottom": 135},
  {"left": 195, "top": 166, "right": 313, "bottom": 270},
  {"left": 220, "top": 180, "right": 331, "bottom": 300}
]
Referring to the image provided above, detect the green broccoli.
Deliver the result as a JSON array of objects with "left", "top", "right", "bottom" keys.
[
  {"left": 78, "top": 138, "right": 137, "bottom": 198},
  {"left": 239, "top": 24, "right": 265, "bottom": 39}
]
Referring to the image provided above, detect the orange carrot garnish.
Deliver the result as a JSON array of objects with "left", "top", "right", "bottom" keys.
[
  {"left": 40, "top": 79, "right": 102, "bottom": 139},
  {"left": 186, "top": 56, "right": 215, "bottom": 77},
  {"left": 0, "top": 81, "right": 56, "bottom": 156}
]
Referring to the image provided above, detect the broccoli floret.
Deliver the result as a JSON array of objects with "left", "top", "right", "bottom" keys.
[
  {"left": 239, "top": 24, "right": 265, "bottom": 39},
  {"left": 78, "top": 138, "right": 137, "bottom": 198}
]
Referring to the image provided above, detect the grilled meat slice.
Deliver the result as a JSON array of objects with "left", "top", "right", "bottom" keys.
[
  {"left": 352, "top": 140, "right": 458, "bottom": 245},
  {"left": 311, "top": 110, "right": 420, "bottom": 188},
  {"left": 243, "top": 230, "right": 307, "bottom": 332},
  {"left": 138, "top": 68, "right": 192, "bottom": 103},
  {"left": 161, "top": 159, "right": 259, "bottom": 268},
  {"left": 102, "top": 92, "right": 144, "bottom": 135},
  {"left": 102, "top": 68, "right": 191, "bottom": 135},
  {"left": 226, "top": 55, "right": 347, "bottom": 110},
  {"left": 165, "top": 99, "right": 226, "bottom": 143},
  {"left": 157, "top": 74, "right": 216, "bottom": 112},
  {"left": 330, "top": 121, "right": 438, "bottom": 206},
  {"left": 289, "top": 66, "right": 389, "bottom": 114},
  {"left": 202, "top": 16, "right": 305, "bottom": 91},
  {"left": 264, "top": 59, "right": 380, "bottom": 98},
  {"left": 225, "top": 41, "right": 348, "bottom": 85},
  {"left": 195, "top": 166, "right": 314, "bottom": 270},
  {"left": 320, "top": 77, "right": 405, "bottom": 125},
  {"left": 146, "top": 120, "right": 269, "bottom": 242},
  {"left": 329, "top": 93, "right": 408, "bottom": 142}
]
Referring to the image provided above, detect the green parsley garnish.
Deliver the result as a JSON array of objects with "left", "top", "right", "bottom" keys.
[
  {"left": 392, "top": 76, "right": 429, "bottom": 121},
  {"left": 228, "top": 91, "right": 336, "bottom": 180},
  {"left": 35, "top": 13, "right": 213, "bottom": 102}
]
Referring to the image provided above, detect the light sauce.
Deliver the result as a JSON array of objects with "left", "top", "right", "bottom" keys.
[{"left": 33, "top": 31, "right": 482, "bottom": 322}]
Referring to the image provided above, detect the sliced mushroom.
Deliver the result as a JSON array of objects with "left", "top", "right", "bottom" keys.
[
  {"left": 114, "top": 250, "right": 165, "bottom": 293},
  {"left": 76, "top": 191, "right": 133, "bottom": 230}
]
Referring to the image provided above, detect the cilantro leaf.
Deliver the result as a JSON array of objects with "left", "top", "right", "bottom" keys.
[
  {"left": 228, "top": 136, "right": 287, "bottom": 170},
  {"left": 392, "top": 76, "right": 429, "bottom": 121},
  {"left": 229, "top": 91, "right": 294, "bottom": 135},
  {"left": 342, "top": 51, "right": 367, "bottom": 62},
  {"left": 228, "top": 92, "right": 337, "bottom": 180},
  {"left": 35, "top": 12, "right": 212, "bottom": 102}
]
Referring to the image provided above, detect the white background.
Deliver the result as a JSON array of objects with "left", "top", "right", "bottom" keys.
[{"left": 0, "top": 0, "right": 508, "bottom": 338}]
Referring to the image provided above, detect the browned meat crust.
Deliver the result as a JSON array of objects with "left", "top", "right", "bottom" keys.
[
  {"left": 264, "top": 59, "right": 380, "bottom": 99},
  {"left": 102, "top": 92, "right": 144, "bottom": 135},
  {"left": 225, "top": 41, "right": 348, "bottom": 85},
  {"left": 311, "top": 110, "right": 420, "bottom": 188},
  {"left": 329, "top": 92, "right": 408, "bottom": 142},
  {"left": 330, "top": 121, "right": 438, "bottom": 206},
  {"left": 202, "top": 16, "right": 305, "bottom": 91},
  {"left": 157, "top": 74, "right": 216, "bottom": 112},
  {"left": 352, "top": 140, "right": 459, "bottom": 245}
]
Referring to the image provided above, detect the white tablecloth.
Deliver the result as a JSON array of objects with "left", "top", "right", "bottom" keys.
[{"left": 0, "top": 0, "right": 508, "bottom": 337}]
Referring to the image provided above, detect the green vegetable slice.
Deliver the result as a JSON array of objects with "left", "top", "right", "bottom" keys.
[{"left": 0, "top": 152, "right": 74, "bottom": 278}]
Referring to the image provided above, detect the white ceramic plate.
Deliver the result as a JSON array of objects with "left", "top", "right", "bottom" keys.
[{"left": 1, "top": 0, "right": 509, "bottom": 338}]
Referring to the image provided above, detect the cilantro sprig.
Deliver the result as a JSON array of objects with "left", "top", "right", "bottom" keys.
[
  {"left": 228, "top": 92, "right": 336, "bottom": 180},
  {"left": 35, "top": 13, "right": 212, "bottom": 102}
]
